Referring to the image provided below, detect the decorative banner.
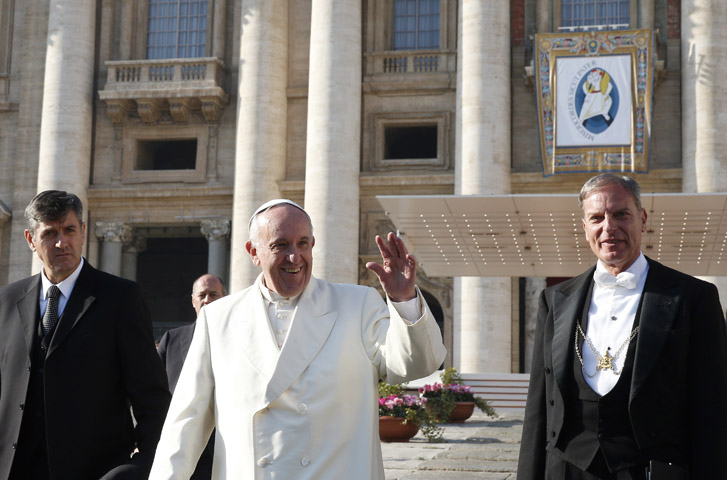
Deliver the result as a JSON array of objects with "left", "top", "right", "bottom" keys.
[{"left": 534, "top": 30, "right": 653, "bottom": 176}]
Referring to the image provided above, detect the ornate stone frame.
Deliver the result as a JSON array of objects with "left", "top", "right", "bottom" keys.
[
  {"left": 122, "top": 125, "right": 209, "bottom": 183},
  {"left": 370, "top": 111, "right": 450, "bottom": 171}
]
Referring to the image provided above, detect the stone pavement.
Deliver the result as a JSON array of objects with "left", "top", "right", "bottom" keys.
[{"left": 382, "top": 410, "right": 524, "bottom": 479}]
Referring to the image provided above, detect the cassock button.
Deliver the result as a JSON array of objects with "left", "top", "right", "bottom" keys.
[
  {"left": 545, "top": 367, "right": 551, "bottom": 374},
  {"left": 298, "top": 403, "right": 308, "bottom": 412},
  {"left": 549, "top": 399, "right": 554, "bottom": 406},
  {"left": 19, "top": 403, "right": 24, "bottom": 410},
  {"left": 12, "top": 443, "right": 17, "bottom": 450},
  {"left": 257, "top": 457, "right": 268, "bottom": 467},
  {"left": 301, "top": 456, "right": 310, "bottom": 467}
]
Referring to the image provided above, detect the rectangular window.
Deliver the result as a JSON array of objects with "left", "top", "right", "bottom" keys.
[
  {"left": 147, "top": 0, "right": 207, "bottom": 59},
  {"left": 385, "top": 125, "right": 437, "bottom": 160},
  {"left": 136, "top": 139, "right": 197, "bottom": 170},
  {"left": 561, "top": 0, "right": 630, "bottom": 31},
  {"left": 393, "top": 0, "right": 439, "bottom": 50}
]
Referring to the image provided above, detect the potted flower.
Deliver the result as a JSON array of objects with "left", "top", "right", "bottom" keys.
[
  {"left": 378, "top": 382, "right": 443, "bottom": 442},
  {"left": 419, "top": 368, "right": 496, "bottom": 423}
]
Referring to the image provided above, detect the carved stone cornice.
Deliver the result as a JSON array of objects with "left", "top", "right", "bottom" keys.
[
  {"left": 200, "top": 218, "right": 231, "bottom": 242},
  {"left": 105, "top": 99, "right": 135, "bottom": 126},
  {"left": 201, "top": 97, "right": 226, "bottom": 124},
  {"left": 95, "top": 222, "right": 133, "bottom": 243},
  {"left": 169, "top": 98, "right": 196, "bottom": 124},
  {"left": 136, "top": 99, "right": 165, "bottom": 125}
]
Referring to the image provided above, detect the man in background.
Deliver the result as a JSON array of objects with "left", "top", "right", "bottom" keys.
[
  {"left": 156, "top": 273, "right": 226, "bottom": 480},
  {"left": 0, "top": 190, "right": 170, "bottom": 479}
]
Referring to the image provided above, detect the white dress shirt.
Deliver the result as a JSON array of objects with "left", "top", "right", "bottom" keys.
[
  {"left": 582, "top": 253, "right": 648, "bottom": 395},
  {"left": 39, "top": 257, "right": 85, "bottom": 319}
]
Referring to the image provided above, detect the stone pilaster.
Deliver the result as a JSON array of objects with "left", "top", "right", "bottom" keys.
[
  {"left": 201, "top": 218, "right": 230, "bottom": 282},
  {"left": 229, "top": 0, "right": 288, "bottom": 292},
  {"left": 95, "top": 222, "right": 132, "bottom": 277},
  {"left": 304, "top": 0, "right": 361, "bottom": 284},
  {"left": 454, "top": 0, "right": 511, "bottom": 372}
]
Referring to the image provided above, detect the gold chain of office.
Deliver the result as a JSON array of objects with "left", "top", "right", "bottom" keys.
[{"left": 574, "top": 323, "right": 639, "bottom": 377}]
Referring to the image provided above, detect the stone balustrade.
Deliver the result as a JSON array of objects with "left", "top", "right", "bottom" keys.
[
  {"left": 366, "top": 50, "right": 456, "bottom": 75},
  {"left": 99, "top": 57, "right": 229, "bottom": 125}
]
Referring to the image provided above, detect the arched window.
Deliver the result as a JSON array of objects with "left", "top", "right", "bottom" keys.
[{"left": 147, "top": 0, "right": 208, "bottom": 59}]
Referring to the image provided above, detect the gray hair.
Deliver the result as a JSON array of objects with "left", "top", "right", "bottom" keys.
[
  {"left": 248, "top": 200, "right": 313, "bottom": 248},
  {"left": 578, "top": 173, "right": 642, "bottom": 215},
  {"left": 24, "top": 190, "right": 84, "bottom": 238}
]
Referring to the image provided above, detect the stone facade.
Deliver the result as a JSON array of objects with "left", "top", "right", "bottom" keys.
[{"left": 0, "top": 0, "right": 721, "bottom": 372}]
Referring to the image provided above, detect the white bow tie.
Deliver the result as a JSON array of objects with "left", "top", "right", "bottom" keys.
[{"left": 593, "top": 269, "right": 638, "bottom": 289}]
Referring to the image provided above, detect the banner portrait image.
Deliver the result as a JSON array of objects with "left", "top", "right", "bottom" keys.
[{"left": 534, "top": 30, "right": 653, "bottom": 176}]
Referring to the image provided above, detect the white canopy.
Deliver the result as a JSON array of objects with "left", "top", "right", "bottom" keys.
[{"left": 376, "top": 193, "right": 727, "bottom": 277}]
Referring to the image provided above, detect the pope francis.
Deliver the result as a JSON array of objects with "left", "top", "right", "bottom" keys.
[{"left": 149, "top": 199, "right": 446, "bottom": 480}]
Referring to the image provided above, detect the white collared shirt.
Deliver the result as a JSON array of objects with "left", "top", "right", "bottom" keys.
[
  {"left": 39, "top": 257, "right": 85, "bottom": 319},
  {"left": 583, "top": 253, "right": 648, "bottom": 395}
]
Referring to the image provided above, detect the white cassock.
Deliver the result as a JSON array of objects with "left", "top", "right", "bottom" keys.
[{"left": 150, "top": 274, "right": 446, "bottom": 480}]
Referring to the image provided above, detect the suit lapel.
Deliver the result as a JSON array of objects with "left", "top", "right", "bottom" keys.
[
  {"left": 552, "top": 267, "right": 594, "bottom": 395},
  {"left": 237, "top": 282, "right": 281, "bottom": 383},
  {"left": 47, "top": 262, "right": 97, "bottom": 357},
  {"left": 630, "top": 259, "right": 683, "bottom": 400},
  {"left": 264, "top": 278, "right": 337, "bottom": 405},
  {"left": 15, "top": 276, "right": 41, "bottom": 357}
]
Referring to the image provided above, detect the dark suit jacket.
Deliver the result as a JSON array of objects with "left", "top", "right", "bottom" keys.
[
  {"left": 518, "top": 257, "right": 727, "bottom": 478},
  {"left": 157, "top": 323, "right": 196, "bottom": 393},
  {"left": 0, "top": 261, "right": 171, "bottom": 480},
  {"left": 157, "top": 323, "right": 214, "bottom": 480}
]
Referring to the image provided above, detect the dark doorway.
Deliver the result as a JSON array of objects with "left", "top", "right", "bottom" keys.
[{"left": 136, "top": 237, "right": 208, "bottom": 341}]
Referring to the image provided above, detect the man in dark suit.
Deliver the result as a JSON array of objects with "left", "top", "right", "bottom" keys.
[
  {"left": 156, "top": 273, "right": 226, "bottom": 479},
  {"left": 518, "top": 174, "right": 727, "bottom": 479},
  {"left": 0, "top": 190, "right": 171, "bottom": 480}
]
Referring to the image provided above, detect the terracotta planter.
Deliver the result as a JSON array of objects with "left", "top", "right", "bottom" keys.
[
  {"left": 448, "top": 401, "right": 475, "bottom": 423},
  {"left": 378, "top": 416, "right": 419, "bottom": 442}
]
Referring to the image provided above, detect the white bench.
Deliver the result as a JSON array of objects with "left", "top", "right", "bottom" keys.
[
  {"left": 402, "top": 371, "right": 531, "bottom": 413},
  {"left": 460, "top": 372, "right": 530, "bottom": 413}
]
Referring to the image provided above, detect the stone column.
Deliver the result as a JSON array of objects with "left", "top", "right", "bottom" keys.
[
  {"left": 36, "top": 0, "right": 96, "bottom": 203},
  {"left": 95, "top": 222, "right": 132, "bottom": 277},
  {"left": 31, "top": 0, "right": 96, "bottom": 275},
  {"left": 121, "top": 236, "right": 146, "bottom": 281},
  {"left": 229, "top": 0, "right": 288, "bottom": 292},
  {"left": 454, "top": 0, "right": 511, "bottom": 373},
  {"left": 201, "top": 218, "right": 230, "bottom": 282},
  {"left": 304, "top": 0, "right": 361, "bottom": 284},
  {"left": 681, "top": 0, "right": 727, "bottom": 308}
]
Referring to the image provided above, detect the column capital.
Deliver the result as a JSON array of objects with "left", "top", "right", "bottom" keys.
[
  {"left": 123, "top": 235, "right": 147, "bottom": 253},
  {"left": 95, "top": 222, "right": 133, "bottom": 243},
  {"left": 200, "top": 218, "right": 231, "bottom": 242}
]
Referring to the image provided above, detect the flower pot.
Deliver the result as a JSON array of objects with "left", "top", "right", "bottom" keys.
[
  {"left": 448, "top": 401, "right": 475, "bottom": 423},
  {"left": 378, "top": 416, "right": 419, "bottom": 442}
]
